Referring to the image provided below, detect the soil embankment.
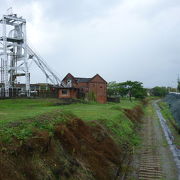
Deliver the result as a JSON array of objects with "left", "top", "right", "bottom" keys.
[{"left": 0, "top": 104, "right": 144, "bottom": 180}]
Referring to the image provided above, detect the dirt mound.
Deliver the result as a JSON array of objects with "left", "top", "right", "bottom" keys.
[
  {"left": 0, "top": 119, "right": 123, "bottom": 180},
  {"left": 55, "top": 118, "right": 122, "bottom": 180},
  {"left": 123, "top": 105, "right": 144, "bottom": 123}
]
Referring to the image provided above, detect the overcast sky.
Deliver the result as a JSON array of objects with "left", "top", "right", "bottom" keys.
[{"left": 0, "top": 0, "right": 180, "bottom": 87}]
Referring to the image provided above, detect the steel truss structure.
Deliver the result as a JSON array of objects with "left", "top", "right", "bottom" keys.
[{"left": 0, "top": 13, "right": 63, "bottom": 97}]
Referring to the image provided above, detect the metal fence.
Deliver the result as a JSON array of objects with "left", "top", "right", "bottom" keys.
[{"left": 0, "top": 87, "right": 58, "bottom": 99}]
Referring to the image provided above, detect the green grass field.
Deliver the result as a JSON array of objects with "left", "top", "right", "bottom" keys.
[{"left": 0, "top": 98, "right": 141, "bottom": 144}]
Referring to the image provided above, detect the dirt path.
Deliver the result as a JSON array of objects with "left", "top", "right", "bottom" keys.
[
  {"left": 138, "top": 114, "right": 162, "bottom": 180},
  {"left": 134, "top": 102, "right": 178, "bottom": 180}
]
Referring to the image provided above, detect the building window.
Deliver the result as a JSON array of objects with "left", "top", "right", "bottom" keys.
[
  {"left": 67, "top": 79, "right": 72, "bottom": 87},
  {"left": 67, "top": 79, "right": 72, "bottom": 84},
  {"left": 62, "top": 89, "right": 68, "bottom": 95}
]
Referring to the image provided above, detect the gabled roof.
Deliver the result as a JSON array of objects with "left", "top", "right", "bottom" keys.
[
  {"left": 62, "top": 73, "right": 91, "bottom": 83},
  {"left": 62, "top": 73, "right": 75, "bottom": 82},
  {"left": 75, "top": 77, "right": 91, "bottom": 83},
  {"left": 89, "top": 74, "right": 107, "bottom": 83},
  {"left": 62, "top": 73, "right": 107, "bottom": 84}
]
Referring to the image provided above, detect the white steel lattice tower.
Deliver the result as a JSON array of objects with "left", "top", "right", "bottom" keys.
[{"left": 0, "top": 13, "right": 30, "bottom": 97}]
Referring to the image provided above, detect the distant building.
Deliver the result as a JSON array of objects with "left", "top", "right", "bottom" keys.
[{"left": 58, "top": 73, "right": 107, "bottom": 103}]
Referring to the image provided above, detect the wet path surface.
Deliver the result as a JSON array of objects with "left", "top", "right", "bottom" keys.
[
  {"left": 138, "top": 115, "right": 162, "bottom": 180},
  {"left": 136, "top": 102, "right": 179, "bottom": 180},
  {"left": 153, "top": 101, "right": 180, "bottom": 180}
]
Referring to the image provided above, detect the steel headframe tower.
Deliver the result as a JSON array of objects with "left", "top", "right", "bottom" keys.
[{"left": 0, "top": 13, "right": 30, "bottom": 97}]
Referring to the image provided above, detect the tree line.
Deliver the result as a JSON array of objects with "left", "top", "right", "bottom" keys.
[
  {"left": 108, "top": 80, "right": 180, "bottom": 100},
  {"left": 107, "top": 81, "right": 147, "bottom": 100}
]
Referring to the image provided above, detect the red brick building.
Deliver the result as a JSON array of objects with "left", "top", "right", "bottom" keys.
[{"left": 58, "top": 73, "right": 107, "bottom": 103}]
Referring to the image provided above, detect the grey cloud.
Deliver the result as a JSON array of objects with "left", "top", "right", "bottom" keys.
[
  {"left": 0, "top": 0, "right": 180, "bottom": 88},
  {"left": 41, "top": 0, "right": 121, "bottom": 22}
]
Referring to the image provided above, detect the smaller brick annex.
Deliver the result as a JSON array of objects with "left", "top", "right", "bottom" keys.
[{"left": 58, "top": 73, "right": 107, "bottom": 103}]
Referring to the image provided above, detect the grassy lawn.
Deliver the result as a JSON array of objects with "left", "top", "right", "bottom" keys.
[
  {"left": 0, "top": 98, "right": 141, "bottom": 144},
  {"left": 58, "top": 100, "right": 139, "bottom": 121},
  {"left": 0, "top": 99, "right": 60, "bottom": 125}
]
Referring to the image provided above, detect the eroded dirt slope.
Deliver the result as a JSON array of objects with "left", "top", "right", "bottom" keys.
[{"left": 0, "top": 103, "right": 145, "bottom": 180}]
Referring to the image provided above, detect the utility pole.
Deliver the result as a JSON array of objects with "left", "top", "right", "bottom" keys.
[{"left": 177, "top": 75, "right": 180, "bottom": 93}]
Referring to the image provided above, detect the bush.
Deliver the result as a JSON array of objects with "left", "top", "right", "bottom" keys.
[{"left": 86, "top": 91, "right": 96, "bottom": 102}]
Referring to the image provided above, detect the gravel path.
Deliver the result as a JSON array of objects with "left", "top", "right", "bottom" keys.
[
  {"left": 138, "top": 115, "right": 162, "bottom": 179},
  {"left": 137, "top": 102, "right": 178, "bottom": 180},
  {"left": 126, "top": 101, "right": 179, "bottom": 180}
]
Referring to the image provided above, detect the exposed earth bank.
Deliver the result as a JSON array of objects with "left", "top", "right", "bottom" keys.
[{"left": 0, "top": 104, "right": 144, "bottom": 180}]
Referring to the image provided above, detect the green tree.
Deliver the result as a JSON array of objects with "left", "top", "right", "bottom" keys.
[
  {"left": 121, "top": 81, "right": 147, "bottom": 101},
  {"left": 151, "top": 86, "right": 168, "bottom": 97},
  {"left": 107, "top": 81, "right": 119, "bottom": 97},
  {"left": 107, "top": 81, "right": 147, "bottom": 100}
]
